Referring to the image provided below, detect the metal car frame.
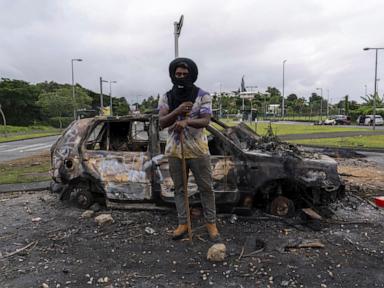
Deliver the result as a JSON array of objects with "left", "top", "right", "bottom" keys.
[{"left": 50, "top": 115, "right": 344, "bottom": 214}]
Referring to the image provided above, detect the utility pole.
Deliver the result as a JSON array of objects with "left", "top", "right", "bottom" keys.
[
  {"left": 219, "top": 82, "right": 222, "bottom": 118},
  {"left": 316, "top": 87, "right": 323, "bottom": 121},
  {"left": 99, "top": 77, "right": 108, "bottom": 115},
  {"left": 71, "top": 58, "right": 83, "bottom": 120},
  {"left": 326, "top": 89, "right": 330, "bottom": 117},
  {"left": 363, "top": 47, "right": 384, "bottom": 130},
  {"left": 109, "top": 80, "right": 117, "bottom": 116},
  {"left": 282, "top": 60, "right": 287, "bottom": 118}
]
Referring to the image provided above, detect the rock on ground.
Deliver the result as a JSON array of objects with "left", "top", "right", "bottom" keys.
[
  {"left": 207, "top": 243, "right": 226, "bottom": 262},
  {"left": 94, "top": 214, "right": 114, "bottom": 225}
]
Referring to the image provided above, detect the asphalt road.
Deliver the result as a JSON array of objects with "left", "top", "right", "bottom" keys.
[{"left": 0, "top": 135, "right": 59, "bottom": 162}]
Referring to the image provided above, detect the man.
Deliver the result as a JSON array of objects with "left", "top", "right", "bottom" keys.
[{"left": 158, "top": 57, "right": 220, "bottom": 242}]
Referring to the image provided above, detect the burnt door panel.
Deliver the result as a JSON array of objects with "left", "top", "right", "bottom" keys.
[{"left": 84, "top": 151, "right": 152, "bottom": 200}]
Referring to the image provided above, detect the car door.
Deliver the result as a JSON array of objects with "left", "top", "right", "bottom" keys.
[{"left": 82, "top": 120, "right": 152, "bottom": 201}]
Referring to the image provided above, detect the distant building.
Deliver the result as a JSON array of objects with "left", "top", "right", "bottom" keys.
[{"left": 267, "top": 104, "right": 280, "bottom": 116}]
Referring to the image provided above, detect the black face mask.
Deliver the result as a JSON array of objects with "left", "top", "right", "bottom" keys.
[
  {"left": 172, "top": 76, "right": 194, "bottom": 89},
  {"left": 167, "top": 58, "right": 199, "bottom": 111}
]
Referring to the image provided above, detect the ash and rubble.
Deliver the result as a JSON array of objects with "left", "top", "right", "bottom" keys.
[
  {"left": 222, "top": 122, "right": 321, "bottom": 160},
  {"left": 1, "top": 185, "right": 384, "bottom": 288}
]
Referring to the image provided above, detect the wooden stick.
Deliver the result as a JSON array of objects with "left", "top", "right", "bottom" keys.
[
  {"left": 2, "top": 241, "right": 38, "bottom": 259},
  {"left": 180, "top": 132, "right": 193, "bottom": 244}
]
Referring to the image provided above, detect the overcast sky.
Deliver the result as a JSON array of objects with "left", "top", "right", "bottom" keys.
[{"left": 1, "top": 0, "right": 384, "bottom": 103}]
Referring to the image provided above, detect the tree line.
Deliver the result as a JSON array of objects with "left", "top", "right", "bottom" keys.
[
  {"left": 0, "top": 78, "right": 130, "bottom": 128},
  {"left": 134, "top": 86, "right": 384, "bottom": 120}
]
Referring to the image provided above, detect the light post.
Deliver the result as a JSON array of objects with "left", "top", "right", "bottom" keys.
[
  {"left": 174, "top": 15, "right": 184, "bottom": 58},
  {"left": 71, "top": 58, "right": 83, "bottom": 119},
  {"left": 218, "top": 82, "right": 222, "bottom": 118},
  {"left": 363, "top": 47, "right": 384, "bottom": 130},
  {"left": 282, "top": 59, "right": 287, "bottom": 118},
  {"left": 364, "top": 84, "right": 368, "bottom": 97},
  {"left": 99, "top": 77, "right": 108, "bottom": 115},
  {"left": 109, "top": 80, "right": 117, "bottom": 116},
  {"left": 316, "top": 87, "right": 323, "bottom": 121},
  {"left": 326, "top": 89, "right": 330, "bottom": 117}
]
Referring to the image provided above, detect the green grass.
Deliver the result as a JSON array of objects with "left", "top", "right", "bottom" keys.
[
  {"left": 0, "top": 124, "right": 57, "bottom": 134},
  {"left": 0, "top": 125, "right": 61, "bottom": 143},
  {"left": 0, "top": 153, "right": 51, "bottom": 184},
  {"left": 218, "top": 119, "right": 373, "bottom": 136},
  {"left": 289, "top": 135, "right": 384, "bottom": 149},
  {"left": 0, "top": 132, "right": 60, "bottom": 143}
]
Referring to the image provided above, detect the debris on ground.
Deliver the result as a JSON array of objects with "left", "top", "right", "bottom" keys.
[
  {"left": 1, "top": 151, "right": 384, "bottom": 287},
  {"left": 285, "top": 239, "right": 325, "bottom": 250},
  {"left": 31, "top": 217, "right": 41, "bottom": 222},
  {"left": 144, "top": 226, "right": 156, "bottom": 235},
  {"left": 94, "top": 214, "right": 114, "bottom": 225},
  {"left": 81, "top": 210, "right": 94, "bottom": 218},
  {"left": 207, "top": 243, "right": 226, "bottom": 262}
]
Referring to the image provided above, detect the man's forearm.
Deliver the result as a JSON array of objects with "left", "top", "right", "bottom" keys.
[
  {"left": 159, "top": 109, "right": 180, "bottom": 129},
  {"left": 187, "top": 117, "right": 210, "bottom": 128}
]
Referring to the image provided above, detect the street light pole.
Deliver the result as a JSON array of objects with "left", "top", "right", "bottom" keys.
[
  {"left": 99, "top": 77, "right": 108, "bottom": 115},
  {"left": 174, "top": 15, "right": 184, "bottom": 58},
  {"left": 326, "top": 89, "right": 330, "bottom": 117},
  {"left": 316, "top": 87, "right": 323, "bottom": 121},
  {"left": 219, "top": 82, "right": 222, "bottom": 118},
  {"left": 282, "top": 59, "right": 287, "bottom": 118},
  {"left": 364, "top": 84, "right": 368, "bottom": 97},
  {"left": 71, "top": 58, "right": 83, "bottom": 120},
  {"left": 363, "top": 47, "right": 384, "bottom": 130},
  {"left": 109, "top": 80, "right": 117, "bottom": 116}
]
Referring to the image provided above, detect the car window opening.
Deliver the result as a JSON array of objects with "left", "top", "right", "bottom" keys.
[{"left": 85, "top": 121, "right": 149, "bottom": 152}]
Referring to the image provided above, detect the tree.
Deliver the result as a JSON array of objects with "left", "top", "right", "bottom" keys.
[
  {"left": 0, "top": 78, "right": 42, "bottom": 125},
  {"left": 37, "top": 87, "right": 92, "bottom": 128},
  {"left": 344, "top": 95, "right": 349, "bottom": 115},
  {"left": 266, "top": 87, "right": 282, "bottom": 105},
  {"left": 113, "top": 97, "right": 130, "bottom": 116},
  {"left": 361, "top": 93, "right": 384, "bottom": 107},
  {"left": 286, "top": 93, "right": 298, "bottom": 102}
]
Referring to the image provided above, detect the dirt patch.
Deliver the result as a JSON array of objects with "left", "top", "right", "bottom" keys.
[
  {"left": 337, "top": 158, "right": 384, "bottom": 198},
  {"left": 1, "top": 188, "right": 384, "bottom": 287},
  {"left": 1, "top": 153, "right": 384, "bottom": 287},
  {"left": 2, "top": 151, "right": 50, "bottom": 167}
]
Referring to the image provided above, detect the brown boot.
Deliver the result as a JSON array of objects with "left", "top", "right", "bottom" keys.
[
  {"left": 206, "top": 223, "right": 221, "bottom": 242},
  {"left": 172, "top": 224, "right": 188, "bottom": 240}
]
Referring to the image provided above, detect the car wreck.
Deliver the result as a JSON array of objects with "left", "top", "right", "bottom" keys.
[{"left": 50, "top": 115, "right": 344, "bottom": 216}]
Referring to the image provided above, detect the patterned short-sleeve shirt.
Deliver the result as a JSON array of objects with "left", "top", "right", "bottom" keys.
[{"left": 158, "top": 88, "right": 212, "bottom": 159}]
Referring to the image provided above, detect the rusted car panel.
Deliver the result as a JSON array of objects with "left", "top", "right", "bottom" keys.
[
  {"left": 50, "top": 115, "right": 344, "bottom": 211},
  {"left": 82, "top": 151, "right": 152, "bottom": 201}
]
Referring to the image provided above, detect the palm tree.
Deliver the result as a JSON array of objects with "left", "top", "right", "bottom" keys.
[{"left": 361, "top": 94, "right": 384, "bottom": 107}]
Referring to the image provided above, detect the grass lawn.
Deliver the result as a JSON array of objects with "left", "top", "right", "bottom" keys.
[
  {"left": 0, "top": 125, "right": 61, "bottom": 143},
  {"left": 218, "top": 119, "right": 373, "bottom": 136},
  {"left": 289, "top": 135, "right": 384, "bottom": 149},
  {"left": 0, "top": 152, "right": 51, "bottom": 184}
]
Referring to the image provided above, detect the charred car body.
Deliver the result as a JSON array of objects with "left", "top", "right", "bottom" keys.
[{"left": 50, "top": 115, "right": 344, "bottom": 216}]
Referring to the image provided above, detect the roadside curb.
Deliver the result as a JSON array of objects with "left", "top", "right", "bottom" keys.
[{"left": 0, "top": 181, "right": 51, "bottom": 194}]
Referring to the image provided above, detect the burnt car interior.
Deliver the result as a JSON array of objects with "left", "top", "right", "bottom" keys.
[
  {"left": 85, "top": 120, "right": 150, "bottom": 152},
  {"left": 51, "top": 116, "right": 343, "bottom": 216}
]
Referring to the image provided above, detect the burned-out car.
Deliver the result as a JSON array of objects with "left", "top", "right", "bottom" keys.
[{"left": 50, "top": 115, "right": 344, "bottom": 216}]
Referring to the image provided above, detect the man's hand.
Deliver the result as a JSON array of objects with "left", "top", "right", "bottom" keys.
[
  {"left": 175, "top": 101, "right": 193, "bottom": 115},
  {"left": 174, "top": 119, "right": 189, "bottom": 133}
]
